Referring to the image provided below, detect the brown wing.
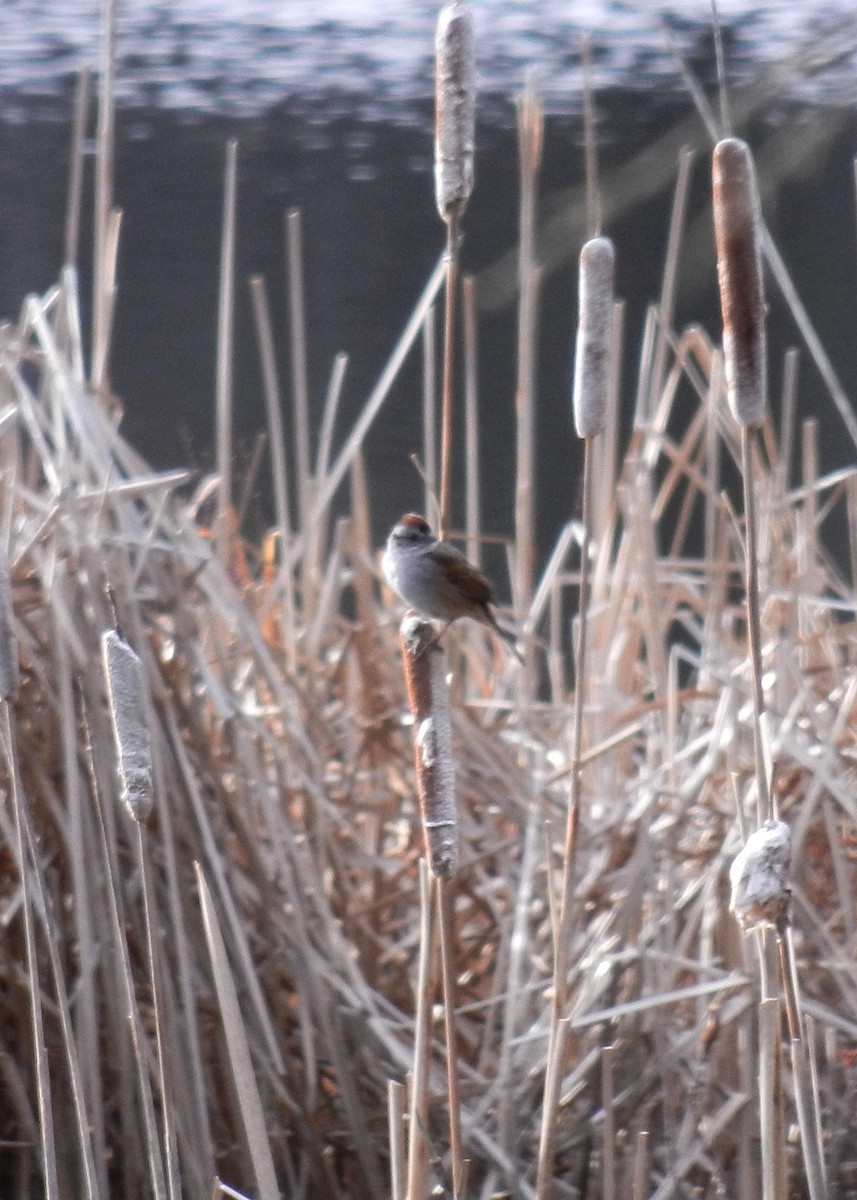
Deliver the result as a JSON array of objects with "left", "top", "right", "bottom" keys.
[{"left": 430, "top": 543, "right": 494, "bottom": 606}]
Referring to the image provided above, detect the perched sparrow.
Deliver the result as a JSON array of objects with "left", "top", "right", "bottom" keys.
[{"left": 382, "top": 513, "right": 521, "bottom": 658}]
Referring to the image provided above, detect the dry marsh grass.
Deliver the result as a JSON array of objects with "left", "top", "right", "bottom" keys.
[{"left": 0, "top": 10, "right": 857, "bottom": 1200}]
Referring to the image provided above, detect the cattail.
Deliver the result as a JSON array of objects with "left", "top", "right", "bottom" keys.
[
  {"left": 572, "top": 236, "right": 615, "bottom": 439},
  {"left": 101, "top": 628, "right": 153, "bottom": 822},
  {"left": 0, "top": 549, "right": 18, "bottom": 700},
  {"left": 712, "top": 137, "right": 767, "bottom": 427},
  {"left": 399, "top": 615, "right": 458, "bottom": 877},
  {"left": 729, "top": 819, "right": 791, "bottom": 932},
  {"left": 434, "top": 1, "right": 475, "bottom": 223}
]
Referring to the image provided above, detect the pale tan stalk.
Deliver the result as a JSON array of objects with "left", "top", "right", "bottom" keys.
[
  {"left": 422, "top": 305, "right": 438, "bottom": 522},
  {"left": 581, "top": 35, "right": 601, "bottom": 239},
  {"left": 650, "top": 148, "right": 694, "bottom": 404},
  {"left": 64, "top": 68, "right": 91, "bottom": 270},
  {"left": 388, "top": 1080, "right": 407, "bottom": 1200},
  {"left": 248, "top": 274, "right": 297, "bottom": 672},
  {"left": 302, "top": 254, "right": 446, "bottom": 550},
  {"left": 405, "top": 862, "right": 434, "bottom": 1200},
  {"left": 514, "top": 75, "right": 543, "bottom": 613},
  {"left": 3, "top": 706, "right": 60, "bottom": 1200},
  {"left": 778, "top": 347, "right": 799, "bottom": 488},
  {"left": 462, "top": 275, "right": 481, "bottom": 566},
  {"left": 535, "top": 446, "right": 595, "bottom": 1198},
  {"left": 92, "top": 0, "right": 116, "bottom": 390},
  {"left": 215, "top": 139, "right": 238, "bottom": 562},
  {"left": 285, "top": 209, "right": 312, "bottom": 531}
]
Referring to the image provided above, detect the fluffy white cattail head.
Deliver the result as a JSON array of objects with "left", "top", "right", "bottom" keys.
[
  {"left": 729, "top": 819, "right": 791, "bottom": 933},
  {"left": 713, "top": 137, "right": 767, "bottom": 428},
  {"left": 434, "top": 1, "right": 475, "bottom": 223},
  {"left": 572, "top": 236, "right": 615, "bottom": 439},
  {"left": 102, "top": 629, "right": 154, "bottom": 822}
]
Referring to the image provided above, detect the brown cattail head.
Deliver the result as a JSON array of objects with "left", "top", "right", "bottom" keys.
[
  {"left": 434, "top": 1, "right": 475, "bottom": 223},
  {"left": 712, "top": 137, "right": 767, "bottom": 428},
  {"left": 0, "top": 549, "right": 18, "bottom": 700},
  {"left": 399, "top": 614, "right": 458, "bottom": 877},
  {"left": 102, "top": 629, "right": 154, "bottom": 823},
  {"left": 573, "top": 236, "right": 615, "bottom": 439},
  {"left": 729, "top": 819, "right": 791, "bottom": 933}
]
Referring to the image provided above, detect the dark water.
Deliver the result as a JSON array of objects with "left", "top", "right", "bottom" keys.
[{"left": 2, "top": 5, "right": 857, "bottom": 568}]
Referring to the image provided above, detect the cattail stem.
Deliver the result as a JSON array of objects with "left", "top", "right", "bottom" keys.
[
  {"left": 249, "top": 274, "right": 297, "bottom": 674},
  {"left": 741, "top": 427, "right": 772, "bottom": 825},
  {"left": 462, "top": 275, "right": 481, "bottom": 567},
  {"left": 405, "top": 861, "right": 433, "bottom": 1200},
  {"left": 436, "top": 877, "right": 464, "bottom": 1197},
  {"left": 439, "top": 217, "right": 459, "bottom": 541},
  {"left": 536, "top": 442, "right": 595, "bottom": 1198},
  {"left": 514, "top": 76, "right": 543, "bottom": 614},
  {"left": 64, "top": 67, "right": 91, "bottom": 271}
]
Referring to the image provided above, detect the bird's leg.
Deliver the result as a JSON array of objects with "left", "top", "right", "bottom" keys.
[{"left": 418, "top": 619, "right": 454, "bottom": 658}]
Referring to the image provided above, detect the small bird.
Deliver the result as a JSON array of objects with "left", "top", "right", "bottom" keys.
[{"left": 382, "top": 513, "right": 521, "bottom": 659}]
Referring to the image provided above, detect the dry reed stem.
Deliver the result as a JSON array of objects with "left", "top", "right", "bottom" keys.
[
  {"left": 514, "top": 74, "right": 543, "bottom": 617},
  {"left": 215, "top": 139, "right": 238, "bottom": 561},
  {"left": 422, "top": 304, "right": 438, "bottom": 523},
  {"left": 462, "top": 275, "right": 481, "bottom": 568},
  {"left": 248, "top": 274, "right": 298, "bottom": 673},
  {"left": 2, "top": 74, "right": 857, "bottom": 1195},
  {"left": 285, "top": 209, "right": 312, "bottom": 535},
  {"left": 64, "top": 68, "right": 91, "bottom": 271},
  {"left": 91, "top": 0, "right": 116, "bottom": 392},
  {"left": 438, "top": 220, "right": 459, "bottom": 542},
  {"left": 196, "top": 865, "right": 281, "bottom": 1200}
]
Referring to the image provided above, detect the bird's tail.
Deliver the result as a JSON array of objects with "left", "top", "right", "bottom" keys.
[{"left": 484, "top": 608, "right": 524, "bottom": 663}]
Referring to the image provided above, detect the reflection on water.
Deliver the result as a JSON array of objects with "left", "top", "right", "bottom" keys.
[
  {"left": 1, "top": 5, "right": 857, "bottom": 561},
  {"left": 2, "top": 2, "right": 856, "bottom": 117}
]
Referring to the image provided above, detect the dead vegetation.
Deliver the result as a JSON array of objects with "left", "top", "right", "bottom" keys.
[{"left": 0, "top": 7, "right": 857, "bottom": 1200}]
